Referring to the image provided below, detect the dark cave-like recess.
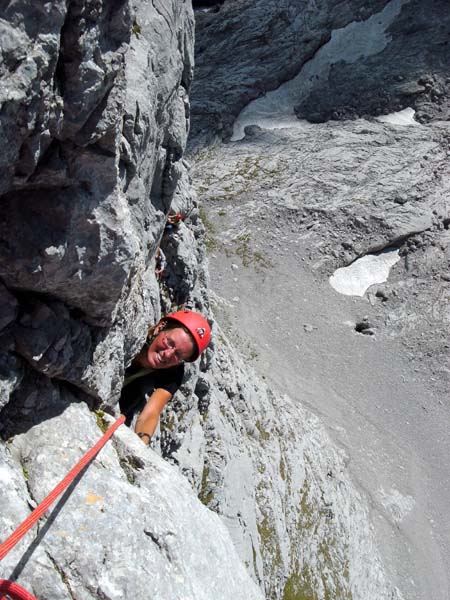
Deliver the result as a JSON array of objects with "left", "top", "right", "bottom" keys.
[{"left": 193, "top": 0, "right": 226, "bottom": 9}]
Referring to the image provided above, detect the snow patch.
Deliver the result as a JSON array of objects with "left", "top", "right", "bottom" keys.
[
  {"left": 376, "top": 107, "right": 418, "bottom": 126},
  {"left": 232, "top": 0, "right": 408, "bottom": 141},
  {"left": 329, "top": 249, "right": 401, "bottom": 297}
]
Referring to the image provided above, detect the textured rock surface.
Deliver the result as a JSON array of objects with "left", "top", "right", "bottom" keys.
[
  {"left": 0, "top": 0, "right": 196, "bottom": 404},
  {"left": 190, "top": 0, "right": 450, "bottom": 147},
  {"left": 189, "top": 11, "right": 449, "bottom": 596},
  {"left": 190, "top": 0, "right": 390, "bottom": 146},
  {"left": 1, "top": 393, "right": 263, "bottom": 600},
  {"left": 160, "top": 335, "right": 402, "bottom": 599},
  {"left": 0, "top": 2, "right": 265, "bottom": 598},
  {"left": 191, "top": 118, "right": 450, "bottom": 388},
  {"left": 190, "top": 113, "right": 450, "bottom": 599},
  {"left": 294, "top": 0, "right": 450, "bottom": 124},
  {"left": 2, "top": 1, "right": 448, "bottom": 600}
]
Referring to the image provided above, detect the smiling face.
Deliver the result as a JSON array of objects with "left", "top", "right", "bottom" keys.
[{"left": 140, "top": 326, "right": 195, "bottom": 370}]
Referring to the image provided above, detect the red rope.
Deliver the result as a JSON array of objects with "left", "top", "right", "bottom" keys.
[
  {"left": 0, "top": 414, "right": 126, "bottom": 598},
  {"left": 0, "top": 579, "right": 37, "bottom": 600}
]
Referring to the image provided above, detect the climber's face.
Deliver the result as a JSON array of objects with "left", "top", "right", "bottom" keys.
[{"left": 144, "top": 327, "right": 195, "bottom": 369}]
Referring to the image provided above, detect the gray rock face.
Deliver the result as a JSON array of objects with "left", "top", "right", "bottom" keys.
[
  {"left": 161, "top": 335, "right": 402, "bottom": 600},
  {"left": 0, "top": 0, "right": 196, "bottom": 404},
  {"left": 190, "top": 0, "right": 390, "bottom": 145},
  {"left": 0, "top": 0, "right": 190, "bottom": 325},
  {"left": 2, "top": 2, "right": 447, "bottom": 600},
  {"left": 0, "top": 0, "right": 259, "bottom": 596},
  {"left": 190, "top": 0, "right": 450, "bottom": 147},
  {"left": 293, "top": 0, "right": 450, "bottom": 123},
  {"left": 191, "top": 116, "right": 450, "bottom": 391},
  {"left": 0, "top": 2, "right": 269, "bottom": 598},
  {"left": 1, "top": 393, "right": 264, "bottom": 600},
  {"left": 190, "top": 109, "right": 450, "bottom": 598}
]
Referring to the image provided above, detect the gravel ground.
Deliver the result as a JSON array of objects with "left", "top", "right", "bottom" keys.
[{"left": 190, "top": 119, "right": 450, "bottom": 600}]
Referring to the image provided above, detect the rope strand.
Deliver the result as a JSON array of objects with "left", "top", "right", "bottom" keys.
[{"left": 0, "top": 414, "right": 125, "bottom": 599}]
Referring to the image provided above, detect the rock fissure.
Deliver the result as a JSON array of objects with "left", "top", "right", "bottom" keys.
[
  {"left": 152, "top": 0, "right": 174, "bottom": 35},
  {"left": 18, "top": 455, "right": 35, "bottom": 510},
  {"left": 45, "top": 551, "right": 77, "bottom": 600}
]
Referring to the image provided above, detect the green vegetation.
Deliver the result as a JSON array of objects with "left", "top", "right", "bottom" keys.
[
  {"left": 257, "top": 512, "right": 282, "bottom": 573},
  {"left": 281, "top": 481, "right": 352, "bottom": 600},
  {"left": 282, "top": 568, "right": 315, "bottom": 600},
  {"left": 299, "top": 483, "right": 316, "bottom": 530},
  {"left": 94, "top": 410, "right": 109, "bottom": 433},
  {"left": 234, "top": 233, "right": 272, "bottom": 269},
  {"left": 252, "top": 542, "right": 258, "bottom": 578},
  {"left": 255, "top": 420, "right": 270, "bottom": 441},
  {"left": 119, "top": 458, "right": 136, "bottom": 485},
  {"left": 198, "top": 464, "right": 214, "bottom": 506},
  {"left": 160, "top": 413, "right": 176, "bottom": 434},
  {"left": 253, "top": 459, "right": 351, "bottom": 600},
  {"left": 119, "top": 454, "right": 145, "bottom": 486},
  {"left": 231, "top": 155, "right": 287, "bottom": 192},
  {"left": 198, "top": 205, "right": 219, "bottom": 251},
  {"left": 132, "top": 18, "right": 142, "bottom": 37},
  {"left": 281, "top": 547, "right": 350, "bottom": 600}
]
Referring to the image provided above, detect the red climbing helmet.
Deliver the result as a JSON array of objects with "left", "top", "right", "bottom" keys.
[{"left": 165, "top": 310, "right": 211, "bottom": 361}]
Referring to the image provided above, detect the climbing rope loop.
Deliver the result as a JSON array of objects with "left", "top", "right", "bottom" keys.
[
  {"left": 0, "top": 414, "right": 126, "bottom": 599},
  {"left": 0, "top": 579, "right": 37, "bottom": 600}
]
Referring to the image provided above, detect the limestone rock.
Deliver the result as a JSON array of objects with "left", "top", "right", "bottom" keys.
[
  {"left": 0, "top": 284, "right": 18, "bottom": 332},
  {"left": 161, "top": 333, "right": 401, "bottom": 600},
  {"left": 191, "top": 115, "right": 450, "bottom": 389},
  {"left": 2, "top": 1, "right": 447, "bottom": 599},
  {"left": 0, "top": 0, "right": 196, "bottom": 405},
  {"left": 294, "top": 0, "right": 450, "bottom": 123},
  {"left": 190, "top": 0, "right": 391, "bottom": 146},
  {"left": 1, "top": 393, "right": 264, "bottom": 600},
  {"left": 190, "top": 0, "right": 450, "bottom": 152}
]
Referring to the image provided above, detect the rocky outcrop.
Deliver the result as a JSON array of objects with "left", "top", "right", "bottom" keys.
[
  {"left": 293, "top": 0, "right": 450, "bottom": 124},
  {"left": 190, "top": 0, "right": 450, "bottom": 147},
  {"left": 191, "top": 116, "right": 450, "bottom": 391},
  {"left": 0, "top": 0, "right": 196, "bottom": 404},
  {"left": 188, "top": 0, "right": 450, "bottom": 596},
  {"left": 0, "top": 389, "right": 263, "bottom": 600},
  {"left": 160, "top": 335, "right": 402, "bottom": 599},
  {"left": 190, "top": 0, "right": 390, "bottom": 145},
  {"left": 2, "top": 1, "right": 447, "bottom": 599},
  {"left": 1, "top": 2, "right": 265, "bottom": 597}
]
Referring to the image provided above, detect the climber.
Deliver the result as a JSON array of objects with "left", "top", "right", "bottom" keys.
[
  {"left": 119, "top": 310, "right": 211, "bottom": 445},
  {"left": 155, "top": 247, "right": 167, "bottom": 279},
  {"left": 164, "top": 211, "right": 183, "bottom": 233}
]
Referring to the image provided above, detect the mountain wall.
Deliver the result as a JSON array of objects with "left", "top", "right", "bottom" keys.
[
  {"left": 188, "top": 1, "right": 450, "bottom": 599},
  {"left": 190, "top": 0, "right": 450, "bottom": 146},
  {"left": 0, "top": 2, "right": 264, "bottom": 598},
  {"left": 0, "top": 1, "right": 435, "bottom": 599}
]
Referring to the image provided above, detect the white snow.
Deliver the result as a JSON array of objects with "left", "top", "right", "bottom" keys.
[
  {"left": 329, "top": 249, "right": 401, "bottom": 296},
  {"left": 231, "top": 0, "right": 408, "bottom": 141},
  {"left": 376, "top": 107, "right": 418, "bottom": 126}
]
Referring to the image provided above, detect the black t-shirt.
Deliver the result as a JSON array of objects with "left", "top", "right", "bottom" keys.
[{"left": 119, "top": 363, "right": 184, "bottom": 423}]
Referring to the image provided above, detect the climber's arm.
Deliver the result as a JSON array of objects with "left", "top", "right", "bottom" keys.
[{"left": 134, "top": 387, "right": 172, "bottom": 445}]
